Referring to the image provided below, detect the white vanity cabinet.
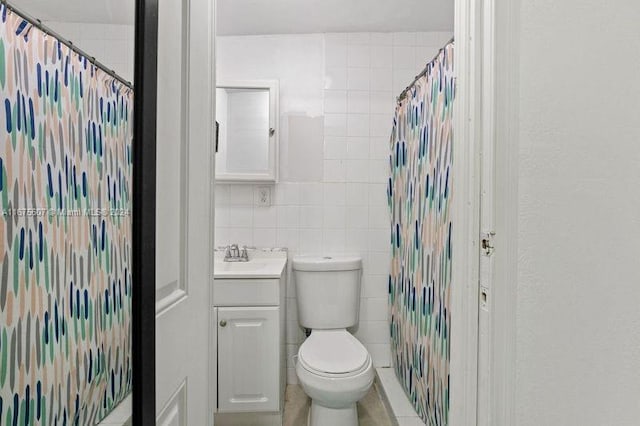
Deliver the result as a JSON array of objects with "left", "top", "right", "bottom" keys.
[
  {"left": 216, "top": 306, "right": 280, "bottom": 412},
  {"left": 213, "top": 250, "right": 287, "bottom": 423}
]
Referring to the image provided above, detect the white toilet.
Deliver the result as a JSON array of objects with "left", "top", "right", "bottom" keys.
[{"left": 292, "top": 255, "right": 375, "bottom": 426}]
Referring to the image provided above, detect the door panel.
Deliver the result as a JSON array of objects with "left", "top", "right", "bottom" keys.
[
  {"left": 155, "top": 0, "right": 188, "bottom": 315},
  {"left": 155, "top": 0, "right": 214, "bottom": 423},
  {"left": 156, "top": 381, "right": 187, "bottom": 426},
  {"left": 217, "top": 307, "right": 280, "bottom": 413}
]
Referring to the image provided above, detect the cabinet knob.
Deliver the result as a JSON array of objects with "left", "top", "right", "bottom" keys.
[{"left": 219, "top": 320, "right": 227, "bottom": 327}]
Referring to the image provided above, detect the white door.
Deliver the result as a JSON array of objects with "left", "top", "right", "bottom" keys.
[
  {"left": 217, "top": 307, "right": 280, "bottom": 413},
  {"left": 155, "top": 0, "right": 215, "bottom": 424}
]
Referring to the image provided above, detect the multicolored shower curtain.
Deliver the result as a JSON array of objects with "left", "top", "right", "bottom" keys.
[
  {"left": 388, "top": 41, "right": 454, "bottom": 425},
  {"left": 0, "top": 5, "right": 133, "bottom": 425}
]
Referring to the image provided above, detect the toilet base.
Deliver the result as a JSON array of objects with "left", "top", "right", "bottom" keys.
[{"left": 308, "top": 400, "right": 358, "bottom": 426}]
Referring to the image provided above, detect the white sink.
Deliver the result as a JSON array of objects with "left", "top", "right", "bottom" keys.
[
  {"left": 213, "top": 249, "right": 287, "bottom": 279},
  {"left": 215, "top": 262, "right": 267, "bottom": 273}
]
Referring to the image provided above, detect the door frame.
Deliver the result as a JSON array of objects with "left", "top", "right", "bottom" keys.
[
  {"left": 449, "top": 0, "right": 481, "bottom": 423},
  {"left": 450, "top": 0, "right": 520, "bottom": 425},
  {"left": 132, "top": 0, "right": 159, "bottom": 424}
]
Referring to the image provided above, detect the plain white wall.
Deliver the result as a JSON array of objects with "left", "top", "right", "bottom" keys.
[
  {"left": 215, "top": 31, "right": 452, "bottom": 383},
  {"left": 516, "top": 1, "right": 640, "bottom": 424}
]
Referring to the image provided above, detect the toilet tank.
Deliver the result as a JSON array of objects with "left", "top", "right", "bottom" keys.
[{"left": 292, "top": 255, "right": 363, "bottom": 329}]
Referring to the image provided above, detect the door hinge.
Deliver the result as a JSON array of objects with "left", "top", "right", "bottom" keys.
[{"left": 481, "top": 231, "right": 495, "bottom": 256}]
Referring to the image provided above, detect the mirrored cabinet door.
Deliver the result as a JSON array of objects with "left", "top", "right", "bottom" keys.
[{"left": 215, "top": 80, "right": 279, "bottom": 183}]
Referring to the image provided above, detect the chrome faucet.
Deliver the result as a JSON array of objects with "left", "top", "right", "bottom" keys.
[{"left": 224, "top": 244, "right": 249, "bottom": 262}]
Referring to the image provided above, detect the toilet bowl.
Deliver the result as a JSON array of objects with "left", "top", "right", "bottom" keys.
[
  {"left": 292, "top": 255, "right": 373, "bottom": 426},
  {"left": 296, "top": 330, "right": 375, "bottom": 425}
]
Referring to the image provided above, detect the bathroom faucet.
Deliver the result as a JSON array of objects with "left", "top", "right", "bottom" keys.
[{"left": 224, "top": 244, "right": 249, "bottom": 262}]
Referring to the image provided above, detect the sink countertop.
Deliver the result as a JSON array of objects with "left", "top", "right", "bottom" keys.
[{"left": 213, "top": 248, "right": 287, "bottom": 279}]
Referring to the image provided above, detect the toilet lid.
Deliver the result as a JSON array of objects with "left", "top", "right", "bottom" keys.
[{"left": 298, "top": 330, "right": 369, "bottom": 375}]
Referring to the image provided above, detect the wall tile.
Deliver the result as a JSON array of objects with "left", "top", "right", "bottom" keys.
[
  {"left": 370, "top": 91, "right": 394, "bottom": 115},
  {"left": 228, "top": 227, "right": 253, "bottom": 246},
  {"left": 253, "top": 206, "right": 277, "bottom": 228},
  {"left": 348, "top": 45, "right": 371, "bottom": 68},
  {"left": 347, "top": 114, "right": 370, "bottom": 137},
  {"left": 215, "top": 206, "right": 231, "bottom": 228},
  {"left": 325, "top": 67, "right": 348, "bottom": 90},
  {"left": 276, "top": 228, "right": 299, "bottom": 250},
  {"left": 392, "top": 32, "right": 417, "bottom": 46},
  {"left": 369, "top": 183, "right": 389, "bottom": 207},
  {"left": 228, "top": 206, "right": 253, "bottom": 227},
  {"left": 347, "top": 205, "right": 369, "bottom": 229},
  {"left": 370, "top": 67, "right": 393, "bottom": 91},
  {"left": 277, "top": 205, "right": 300, "bottom": 228},
  {"left": 253, "top": 228, "right": 277, "bottom": 247},
  {"left": 275, "top": 183, "right": 301, "bottom": 206},
  {"left": 323, "top": 228, "right": 346, "bottom": 252},
  {"left": 323, "top": 183, "right": 346, "bottom": 205},
  {"left": 393, "top": 68, "right": 416, "bottom": 95},
  {"left": 370, "top": 136, "right": 391, "bottom": 160},
  {"left": 324, "top": 159, "right": 347, "bottom": 182},
  {"left": 323, "top": 206, "right": 346, "bottom": 228},
  {"left": 299, "top": 229, "right": 323, "bottom": 253},
  {"left": 299, "top": 183, "right": 324, "bottom": 205},
  {"left": 324, "top": 113, "right": 348, "bottom": 136},
  {"left": 370, "top": 33, "right": 393, "bottom": 46},
  {"left": 369, "top": 206, "right": 391, "bottom": 228},
  {"left": 346, "top": 137, "right": 370, "bottom": 159},
  {"left": 299, "top": 206, "right": 324, "bottom": 228},
  {"left": 345, "top": 229, "right": 369, "bottom": 252},
  {"left": 346, "top": 183, "right": 370, "bottom": 205},
  {"left": 393, "top": 46, "right": 416, "bottom": 69},
  {"left": 363, "top": 274, "right": 389, "bottom": 298},
  {"left": 348, "top": 91, "right": 371, "bottom": 114},
  {"left": 370, "top": 114, "right": 392, "bottom": 138},
  {"left": 348, "top": 32, "right": 371, "bottom": 45},
  {"left": 229, "top": 185, "right": 255, "bottom": 206},
  {"left": 370, "top": 45, "right": 393, "bottom": 68},
  {"left": 325, "top": 44, "right": 347, "bottom": 68},
  {"left": 347, "top": 67, "right": 370, "bottom": 90},
  {"left": 368, "top": 228, "right": 391, "bottom": 252},
  {"left": 361, "top": 298, "right": 389, "bottom": 321},
  {"left": 369, "top": 159, "right": 389, "bottom": 183},
  {"left": 346, "top": 159, "right": 370, "bottom": 182},
  {"left": 324, "top": 90, "right": 347, "bottom": 113},
  {"left": 215, "top": 227, "right": 230, "bottom": 247},
  {"left": 325, "top": 33, "right": 348, "bottom": 46}
]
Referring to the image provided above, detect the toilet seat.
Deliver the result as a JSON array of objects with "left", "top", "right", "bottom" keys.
[{"left": 298, "top": 330, "right": 370, "bottom": 377}]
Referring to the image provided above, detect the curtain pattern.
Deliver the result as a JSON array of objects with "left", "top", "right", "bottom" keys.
[
  {"left": 388, "top": 41, "right": 454, "bottom": 425},
  {"left": 0, "top": 5, "right": 133, "bottom": 425}
]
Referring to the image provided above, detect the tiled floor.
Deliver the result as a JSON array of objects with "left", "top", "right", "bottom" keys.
[{"left": 284, "top": 384, "right": 394, "bottom": 426}]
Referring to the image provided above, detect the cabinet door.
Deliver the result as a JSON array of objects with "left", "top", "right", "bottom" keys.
[{"left": 217, "top": 306, "right": 280, "bottom": 412}]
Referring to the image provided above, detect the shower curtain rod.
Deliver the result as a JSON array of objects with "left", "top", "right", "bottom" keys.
[
  {"left": 1, "top": 0, "right": 133, "bottom": 89},
  {"left": 397, "top": 37, "right": 454, "bottom": 102}
]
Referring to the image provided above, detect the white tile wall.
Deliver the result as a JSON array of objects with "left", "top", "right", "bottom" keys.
[
  {"left": 45, "top": 22, "right": 135, "bottom": 83},
  {"left": 215, "top": 31, "right": 452, "bottom": 383}
]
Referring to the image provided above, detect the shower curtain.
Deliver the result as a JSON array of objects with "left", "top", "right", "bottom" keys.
[
  {"left": 388, "top": 41, "right": 454, "bottom": 425},
  {"left": 0, "top": 5, "right": 133, "bottom": 425}
]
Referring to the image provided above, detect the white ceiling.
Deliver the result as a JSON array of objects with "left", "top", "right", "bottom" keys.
[
  {"left": 13, "top": 0, "right": 134, "bottom": 25},
  {"left": 12, "top": 0, "right": 454, "bottom": 34},
  {"left": 217, "top": 0, "right": 454, "bottom": 35}
]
